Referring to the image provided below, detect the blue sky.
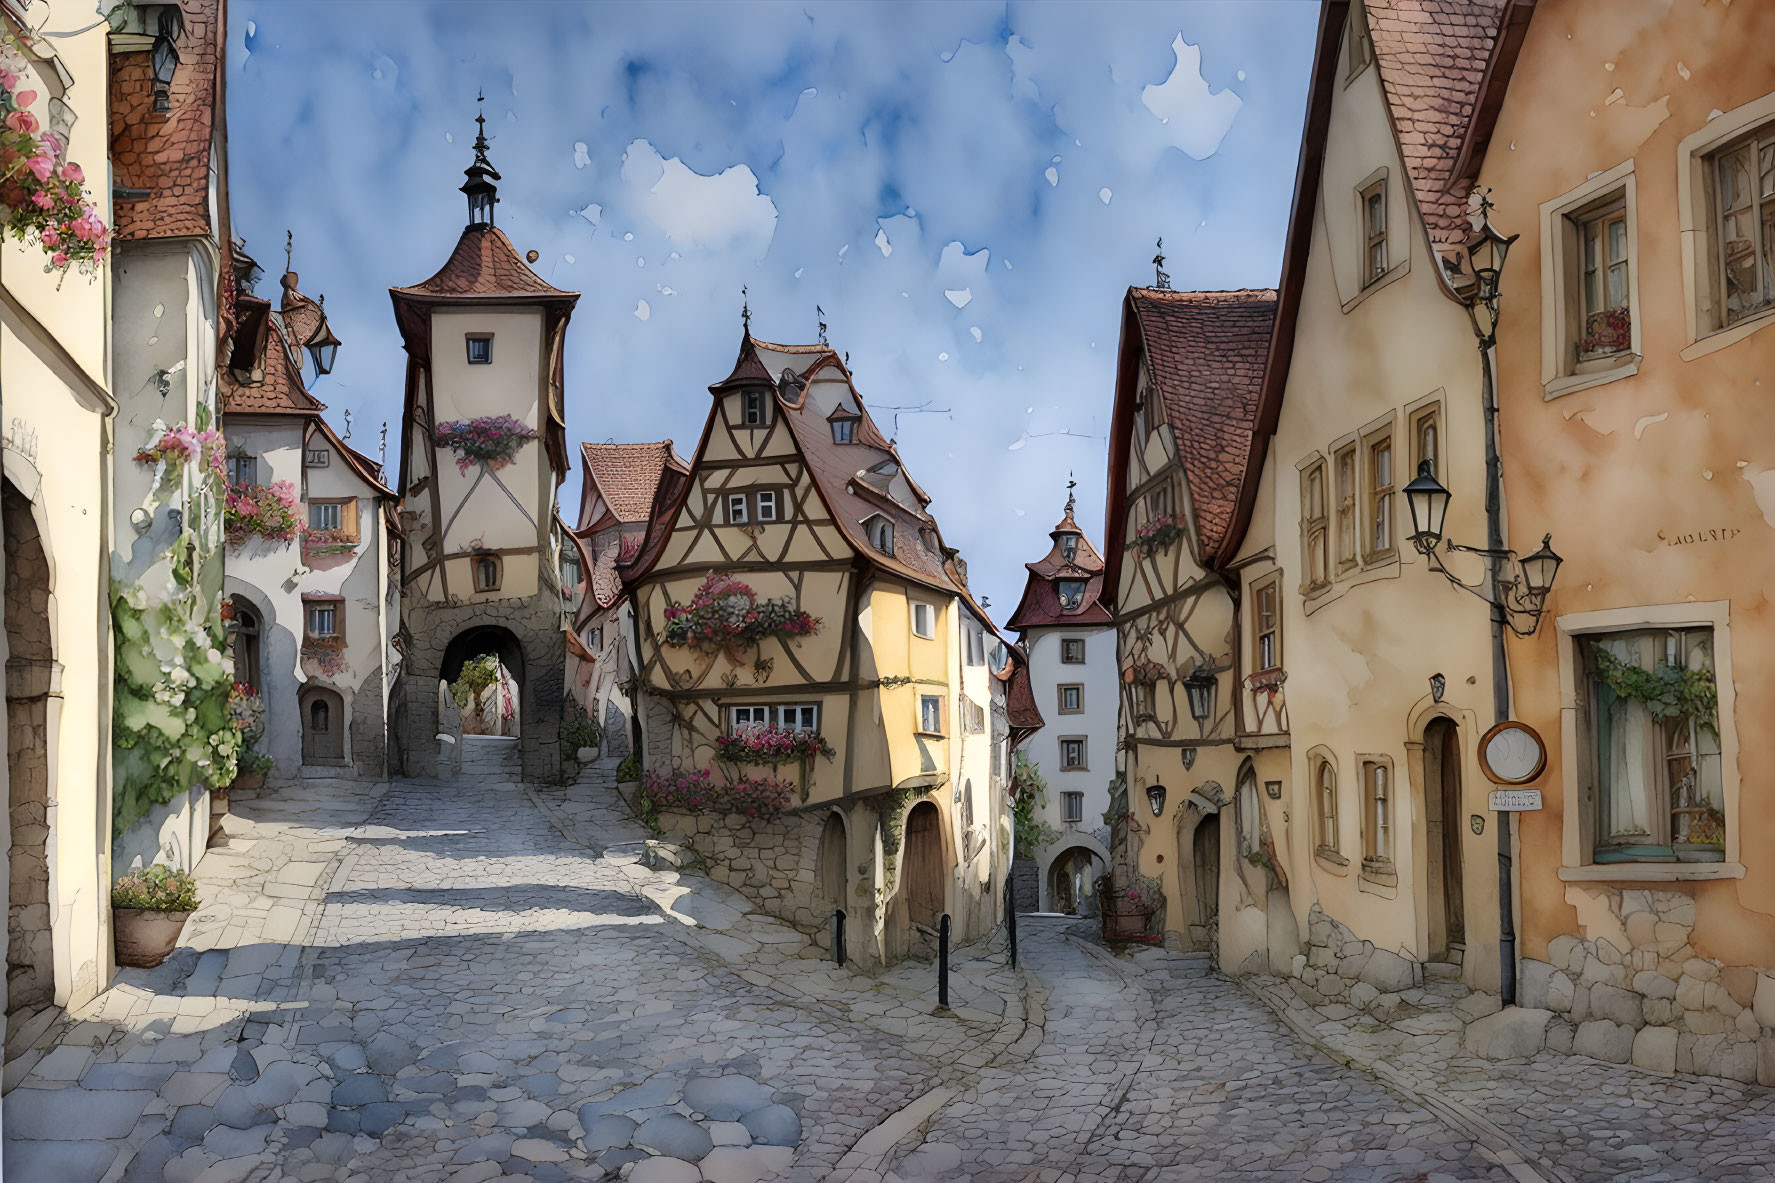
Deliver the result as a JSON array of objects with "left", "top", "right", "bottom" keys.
[{"left": 226, "top": 0, "right": 1317, "bottom": 623}]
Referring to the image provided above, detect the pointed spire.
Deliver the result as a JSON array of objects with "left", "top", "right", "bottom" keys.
[
  {"left": 1153, "top": 237, "right": 1170, "bottom": 291},
  {"left": 816, "top": 304, "right": 828, "bottom": 346},
  {"left": 461, "top": 90, "right": 501, "bottom": 228},
  {"left": 1065, "top": 473, "right": 1077, "bottom": 518},
  {"left": 741, "top": 284, "right": 750, "bottom": 333},
  {"left": 284, "top": 229, "right": 293, "bottom": 274}
]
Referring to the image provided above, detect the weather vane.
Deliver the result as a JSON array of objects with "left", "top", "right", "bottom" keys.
[
  {"left": 379, "top": 421, "right": 388, "bottom": 471},
  {"left": 1066, "top": 472, "right": 1077, "bottom": 514},
  {"left": 284, "top": 229, "right": 293, "bottom": 273},
  {"left": 816, "top": 304, "right": 828, "bottom": 345},
  {"left": 342, "top": 408, "right": 352, "bottom": 440},
  {"left": 741, "top": 284, "right": 750, "bottom": 332},
  {"left": 1153, "top": 237, "right": 1170, "bottom": 290}
]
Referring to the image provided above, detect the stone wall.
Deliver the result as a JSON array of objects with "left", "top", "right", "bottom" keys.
[
  {"left": 1276, "top": 904, "right": 1426, "bottom": 1015},
  {"left": 656, "top": 805, "right": 844, "bottom": 953},
  {"left": 1519, "top": 888, "right": 1775, "bottom": 1082},
  {"left": 1010, "top": 857, "right": 1039, "bottom": 915},
  {"left": 350, "top": 663, "right": 387, "bottom": 781}
]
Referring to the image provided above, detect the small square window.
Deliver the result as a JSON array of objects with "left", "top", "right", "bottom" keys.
[
  {"left": 306, "top": 603, "right": 337, "bottom": 637},
  {"left": 731, "top": 705, "right": 770, "bottom": 729},
  {"left": 305, "top": 448, "right": 330, "bottom": 468},
  {"left": 919, "top": 694, "right": 944, "bottom": 735},
  {"left": 1060, "top": 738, "right": 1087, "bottom": 771},
  {"left": 777, "top": 704, "right": 820, "bottom": 732},
  {"left": 311, "top": 502, "right": 342, "bottom": 532},
  {"left": 227, "top": 454, "right": 258, "bottom": 487},
  {"left": 833, "top": 419, "right": 855, "bottom": 443},
  {"left": 756, "top": 490, "right": 778, "bottom": 522},
  {"left": 1060, "top": 638, "right": 1086, "bottom": 664},
  {"left": 466, "top": 334, "right": 493, "bottom": 364},
  {"left": 727, "top": 494, "right": 749, "bottom": 525},
  {"left": 474, "top": 556, "right": 501, "bottom": 591},
  {"left": 1058, "top": 684, "right": 1083, "bottom": 714},
  {"left": 1061, "top": 792, "right": 1085, "bottom": 823},
  {"left": 912, "top": 602, "right": 935, "bottom": 639}
]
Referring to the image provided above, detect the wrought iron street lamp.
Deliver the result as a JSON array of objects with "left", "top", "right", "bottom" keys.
[
  {"left": 1145, "top": 783, "right": 1167, "bottom": 818},
  {"left": 151, "top": 7, "right": 183, "bottom": 111},
  {"left": 306, "top": 306, "right": 341, "bottom": 377},
  {"left": 1183, "top": 667, "right": 1216, "bottom": 728}
]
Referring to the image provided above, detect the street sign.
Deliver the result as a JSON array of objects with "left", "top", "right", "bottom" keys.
[{"left": 1489, "top": 789, "right": 1543, "bottom": 812}]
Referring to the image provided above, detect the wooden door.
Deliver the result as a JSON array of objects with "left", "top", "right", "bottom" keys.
[{"left": 904, "top": 802, "right": 945, "bottom": 929}]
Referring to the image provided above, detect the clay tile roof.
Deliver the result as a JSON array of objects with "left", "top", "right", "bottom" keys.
[
  {"left": 708, "top": 334, "right": 777, "bottom": 393},
  {"left": 1367, "top": 0, "right": 1509, "bottom": 251},
  {"left": 1005, "top": 651, "right": 1045, "bottom": 741},
  {"left": 1006, "top": 493, "right": 1112, "bottom": 632},
  {"left": 1127, "top": 288, "right": 1278, "bottom": 556},
  {"left": 110, "top": 0, "right": 224, "bottom": 242},
  {"left": 580, "top": 441, "right": 686, "bottom": 524},
  {"left": 390, "top": 224, "right": 578, "bottom": 302},
  {"left": 222, "top": 316, "right": 324, "bottom": 416}
]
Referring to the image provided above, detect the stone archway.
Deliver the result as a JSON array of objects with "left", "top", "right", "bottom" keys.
[
  {"left": 3, "top": 479, "right": 55, "bottom": 1025},
  {"left": 1047, "top": 846, "right": 1103, "bottom": 916},
  {"left": 301, "top": 686, "right": 347, "bottom": 765},
  {"left": 440, "top": 626, "right": 526, "bottom": 739}
]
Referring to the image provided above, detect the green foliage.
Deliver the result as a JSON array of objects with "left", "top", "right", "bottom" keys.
[
  {"left": 111, "top": 864, "right": 199, "bottom": 912},
  {"left": 617, "top": 751, "right": 642, "bottom": 783},
  {"left": 111, "top": 582, "right": 239, "bottom": 837},
  {"left": 450, "top": 654, "right": 501, "bottom": 710},
  {"left": 561, "top": 714, "right": 602, "bottom": 754},
  {"left": 1011, "top": 752, "right": 1061, "bottom": 857},
  {"left": 1592, "top": 645, "right": 1719, "bottom": 735},
  {"left": 236, "top": 749, "right": 275, "bottom": 777}
]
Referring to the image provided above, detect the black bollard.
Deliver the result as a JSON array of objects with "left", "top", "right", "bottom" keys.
[
  {"left": 1005, "top": 877, "right": 1018, "bottom": 969},
  {"left": 938, "top": 913, "right": 951, "bottom": 1009},
  {"left": 832, "top": 908, "right": 846, "bottom": 968}
]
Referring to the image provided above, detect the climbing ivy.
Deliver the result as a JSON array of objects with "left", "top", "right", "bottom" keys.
[
  {"left": 1011, "top": 752, "right": 1061, "bottom": 857},
  {"left": 1591, "top": 645, "right": 1719, "bottom": 736}
]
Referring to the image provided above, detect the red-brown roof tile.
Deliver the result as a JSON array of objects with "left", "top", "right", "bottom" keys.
[
  {"left": 1006, "top": 494, "right": 1113, "bottom": 631},
  {"left": 1127, "top": 288, "right": 1277, "bottom": 557},
  {"left": 1367, "top": 0, "right": 1508, "bottom": 251},
  {"left": 110, "top": 0, "right": 223, "bottom": 242},
  {"left": 390, "top": 224, "right": 578, "bottom": 303},
  {"left": 579, "top": 441, "right": 686, "bottom": 525},
  {"left": 222, "top": 315, "right": 324, "bottom": 416}
]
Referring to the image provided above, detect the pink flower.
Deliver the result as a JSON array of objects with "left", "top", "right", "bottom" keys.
[
  {"left": 0, "top": 69, "right": 17, "bottom": 90},
  {"left": 12, "top": 89, "right": 36, "bottom": 109},
  {"left": 5, "top": 109, "right": 38, "bottom": 134},
  {"left": 50, "top": 251, "right": 67, "bottom": 268},
  {"left": 40, "top": 226, "right": 59, "bottom": 247},
  {"left": 29, "top": 190, "right": 49, "bottom": 209},
  {"left": 58, "top": 161, "right": 81, "bottom": 184},
  {"left": 38, "top": 131, "right": 63, "bottom": 160},
  {"left": 71, "top": 213, "right": 96, "bottom": 241},
  {"left": 24, "top": 155, "right": 52, "bottom": 182}
]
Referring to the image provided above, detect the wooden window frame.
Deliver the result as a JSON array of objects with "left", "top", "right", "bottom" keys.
[
  {"left": 1060, "top": 637, "right": 1086, "bottom": 665},
  {"left": 1313, "top": 753, "right": 1343, "bottom": 862},
  {"left": 1708, "top": 124, "right": 1775, "bottom": 331},
  {"left": 741, "top": 389, "right": 771, "bottom": 427},
  {"left": 1577, "top": 201, "right": 1633, "bottom": 364},
  {"left": 1360, "top": 178, "right": 1388, "bottom": 288},
  {"left": 227, "top": 453, "right": 258, "bottom": 487},
  {"left": 465, "top": 333, "right": 494, "bottom": 365},
  {"left": 308, "top": 497, "right": 360, "bottom": 542},
  {"left": 1061, "top": 791, "right": 1085, "bottom": 824},
  {"left": 1542, "top": 160, "right": 1643, "bottom": 392},
  {"left": 1057, "top": 683, "right": 1084, "bottom": 715},
  {"left": 472, "top": 554, "right": 503, "bottom": 593},
  {"left": 918, "top": 693, "right": 946, "bottom": 737},
  {"left": 912, "top": 601, "right": 936, "bottom": 640},
  {"left": 1360, "top": 755, "right": 1396, "bottom": 882},
  {"left": 1334, "top": 442, "right": 1358, "bottom": 573},
  {"left": 1362, "top": 420, "right": 1396, "bottom": 564},
  {"left": 1299, "top": 456, "right": 1329, "bottom": 593},
  {"left": 1059, "top": 736, "right": 1088, "bottom": 772},
  {"left": 1409, "top": 401, "right": 1443, "bottom": 485},
  {"left": 1252, "top": 574, "right": 1282, "bottom": 674}
]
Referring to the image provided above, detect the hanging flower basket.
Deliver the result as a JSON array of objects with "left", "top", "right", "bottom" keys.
[
  {"left": 135, "top": 422, "right": 226, "bottom": 487},
  {"left": 434, "top": 415, "right": 537, "bottom": 475},
  {"left": 1128, "top": 514, "right": 1183, "bottom": 558},
  {"left": 715, "top": 723, "right": 834, "bottom": 767},
  {"left": 302, "top": 528, "right": 358, "bottom": 560},
  {"left": 641, "top": 768, "right": 796, "bottom": 823},
  {"left": 1, "top": 36, "right": 110, "bottom": 276},
  {"left": 224, "top": 481, "right": 301, "bottom": 545},
  {"left": 662, "top": 572, "right": 819, "bottom": 656}
]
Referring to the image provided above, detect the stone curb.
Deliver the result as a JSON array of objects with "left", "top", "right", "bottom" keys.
[{"left": 1240, "top": 976, "right": 1569, "bottom": 1183}]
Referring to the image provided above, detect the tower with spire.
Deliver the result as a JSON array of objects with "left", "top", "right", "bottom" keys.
[
  {"left": 1004, "top": 482, "right": 1118, "bottom": 914},
  {"left": 387, "top": 101, "right": 583, "bottom": 781}
]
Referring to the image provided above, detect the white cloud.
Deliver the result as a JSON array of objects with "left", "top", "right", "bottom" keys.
[
  {"left": 1141, "top": 34, "right": 1243, "bottom": 160},
  {"left": 618, "top": 138, "right": 779, "bottom": 256},
  {"left": 945, "top": 289, "right": 972, "bottom": 308},
  {"left": 1099, "top": 187, "right": 1112, "bottom": 204},
  {"left": 634, "top": 299, "right": 650, "bottom": 321},
  {"left": 1045, "top": 167, "right": 1059, "bottom": 186},
  {"left": 875, "top": 227, "right": 892, "bottom": 257},
  {"left": 573, "top": 141, "right": 590, "bottom": 168}
]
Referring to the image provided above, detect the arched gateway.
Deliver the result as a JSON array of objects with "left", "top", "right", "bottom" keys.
[{"left": 387, "top": 103, "right": 578, "bottom": 781}]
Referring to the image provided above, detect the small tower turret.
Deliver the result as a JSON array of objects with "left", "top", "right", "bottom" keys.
[{"left": 461, "top": 93, "right": 500, "bottom": 228}]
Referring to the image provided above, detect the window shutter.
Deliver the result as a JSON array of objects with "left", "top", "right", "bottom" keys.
[{"left": 342, "top": 498, "right": 360, "bottom": 540}]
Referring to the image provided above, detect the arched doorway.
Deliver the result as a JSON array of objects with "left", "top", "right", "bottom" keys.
[
  {"left": 1424, "top": 717, "right": 1466, "bottom": 961},
  {"left": 1047, "top": 846, "right": 1102, "bottom": 916},
  {"left": 903, "top": 801, "right": 946, "bottom": 930},
  {"left": 440, "top": 627, "right": 525, "bottom": 739},
  {"left": 228, "top": 596, "right": 262, "bottom": 693},
  {"left": 301, "top": 687, "right": 347, "bottom": 765},
  {"left": 3, "top": 479, "right": 55, "bottom": 1023},
  {"left": 817, "top": 811, "right": 847, "bottom": 912},
  {"left": 1191, "top": 814, "right": 1221, "bottom": 953}
]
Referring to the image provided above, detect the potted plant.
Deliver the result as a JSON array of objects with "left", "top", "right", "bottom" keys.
[
  {"left": 231, "top": 748, "right": 273, "bottom": 793},
  {"left": 1100, "top": 873, "right": 1162, "bottom": 942},
  {"left": 112, "top": 865, "right": 200, "bottom": 968},
  {"left": 560, "top": 714, "right": 602, "bottom": 763}
]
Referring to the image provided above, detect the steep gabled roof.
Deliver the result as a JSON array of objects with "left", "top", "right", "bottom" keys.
[
  {"left": 222, "top": 314, "right": 325, "bottom": 416},
  {"left": 1002, "top": 646, "right": 1045, "bottom": 751},
  {"left": 110, "top": 0, "right": 225, "bottom": 242},
  {"left": 390, "top": 224, "right": 578, "bottom": 304},
  {"left": 578, "top": 441, "right": 687, "bottom": 526},
  {"left": 308, "top": 415, "right": 395, "bottom": 499},
  {"left": 1006, "top": 495, "right": 1113, "bottom": 632}
]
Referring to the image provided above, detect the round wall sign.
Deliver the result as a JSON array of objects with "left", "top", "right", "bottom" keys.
[{"left": 1478, "top": 720, "right": 1546, "bottom": 785}]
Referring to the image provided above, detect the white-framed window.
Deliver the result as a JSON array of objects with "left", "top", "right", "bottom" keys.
[
  {"left": 561, "top": 553, "right": 581, "bottom": 589},
  {"left": 1057, "top": 580, "right": 1086, "bottom": 610},
  {"left": 1061, "top": 791, "right": 1084, "bottom": 823},
  {"left": 919, "top": 694, "right": 944, "bottom": 735},
  {"left": 1360, "top": 178, "right": 1387, "bottom": 286},
  {"left": 965, "top": 626, "right": 986, "bottom": 666},
  {"left": 743, "top": 390, "right": 768, "bottom": 426},
  {"left": 1362, "top": 758, "right": 1393, "bottom": 870},
  {"left": 730, "top": 703, "right": 820, "bottom": 732},
  {"left": 1253, "top": 575, "right": 1281, "bottom": 672},
  {"left": 1711, "top": 127, "right": 1775, "bottom": 329},
  {"left": 912, "top": 601, "right": 935, "bottom": 639},
  {"left": 1060, "top": 737, "right": 1087, "bottom": 771},
  {"left": 727, "top": 493, "right": 749, "bottom": 525},
  {"left": 1058, "top": 684, "right": 1083, "bottom": 714},
  {"left": 1060, "top": 637, "right": 1085, "bottom": 664},
  {"left": 311, "top": 501, "right": 343, "bottom": 532},
  {"left": 227, "top": 454, "right": 258, "bottom": 486},
  {"left": 868, "top": 517, "right": 894, "bottom": 555},
  {"left": 466, "top": 334, "right": 493, "bottom": 364},
  {"left": 756, "top": 490, "right": 779, "bottom": 522}
]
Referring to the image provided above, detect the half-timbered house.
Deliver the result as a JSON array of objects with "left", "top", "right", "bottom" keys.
[{"left": 625, "top": 328, "right": 1012, "bottom": 968}]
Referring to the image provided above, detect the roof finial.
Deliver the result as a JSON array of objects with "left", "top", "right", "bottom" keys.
[
  {"left": 1153, "top": 237, "right": 1170, "bottom": 290},
  {"left": 1065, "top": 472, "right": 1077, "bottom": 516},
  {"left": 284, "top": 229, "right": 293, "bottom": 274},
  {"left": 741, "top": 284, "right": 750, "bottom": 333},
  {"left": 379, "top": 421, "right": 388, "bottom": 471},
  {"left": 343, "top": 408, "right": 353, "bottom": 441},
  {"left": 474, "top": 89, "right": 488, "bottom": 153},
  {"left": 461, "top": 89, "right": 501, "bottom": 226},
  {"left": 816, "top": 304, "right": 828, "bottom": 346}
]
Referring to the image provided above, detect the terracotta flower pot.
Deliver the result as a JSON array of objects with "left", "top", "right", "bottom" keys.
[
  {"left": 230, "top": 771, "right": 263, "bottom": 791},
  {"left": 113, "top": 907, "right": 192, "bottom": 968}
]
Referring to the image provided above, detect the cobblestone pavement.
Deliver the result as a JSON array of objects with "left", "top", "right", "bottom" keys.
[{"left": 6, "top": 766, "right": 1775, "bottom": 1182}]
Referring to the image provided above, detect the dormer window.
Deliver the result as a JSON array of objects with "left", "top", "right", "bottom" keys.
[
  {"left": 1057, "top": 580, "right": 1086, "bottom": 610},
  {"left": 868, "top": 517, "right": 894, "bottom": 556},
  {"left": 833, "top": 419, "right": 854, "bottom": 443},
  {"left": 1059, "top": 534, "right": 1078, "bottom": 563},
  {"left": 742, "top": 390, "right": 769, "bottom": 427},
  {"left": 466, "top": 334, "right": 493, "bottom": 364}
]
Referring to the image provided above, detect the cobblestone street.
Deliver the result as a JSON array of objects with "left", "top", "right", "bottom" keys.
[{"left": 6, "top": 768, "right": 1775, "bottom": 1182}]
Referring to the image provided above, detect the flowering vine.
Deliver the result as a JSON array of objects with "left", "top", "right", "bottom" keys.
[
  {"left": 434, "top": 414, "right": 537, "bottom": 475},
  {"left": 136, "top": 421, "right": 226, "bottom": 493},
  {"left": 662, "top": 571, "right": 819, "bottom": 656},
  {"left": 1, "top": 34, "right": 109, "bottom": 275},
  {"left": 224, "top": 480, "right": 301, "bottom": 545}
]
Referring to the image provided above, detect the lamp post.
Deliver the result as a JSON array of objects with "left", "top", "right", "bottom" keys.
[
  {"left": 150, "top": 7, "right": 183, "bottom": 112},
  {"left": 1145, "top": 783, "right": 1168, "bottom": 818}
]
